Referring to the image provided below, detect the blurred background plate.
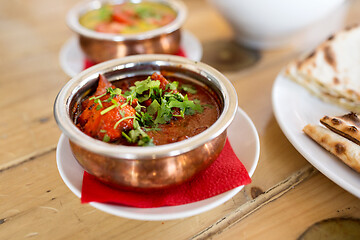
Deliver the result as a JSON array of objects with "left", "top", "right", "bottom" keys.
[
  {"left": 59, "top": 30, "right": 202, "bottom": 77},
  {"left": 208, "top": 0, "right": 347, "bottom": 50}
]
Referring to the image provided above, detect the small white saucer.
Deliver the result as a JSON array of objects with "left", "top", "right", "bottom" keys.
[
  {"left": 56, "top": 107, "right": 259, "bottom": 221},
  {"left": 59, "top": 30, "right": 203, "bottom": 78}
]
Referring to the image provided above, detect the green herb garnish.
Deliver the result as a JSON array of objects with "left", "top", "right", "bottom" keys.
[
  {"left": 107, "top": 87, "right": 122, "bottom": 97},
  {"left": 100, "top": 99, "right": 120, "bottom": 115},
  {"left": 123, "top": 76, "right": 203, "bottom": 127},
  {"left": 95, "top": 101, "right": 103, "bottom": 110},
  {"left": 93, "top": 74, "right": 203, "bottom": 147},
  {"left": 166, "top": 81, "right": 179, "bottom": 91},
  {"left": 121, "top": 119, "right": 154, "bottom": 146},
  {"left": 98, "top": 5, "right": 113, "bottom": 21},
  {"left": 102, "top": 134, "right": 110, "bottom": 142},
  {"left": 180, "top": 84, "right": 197, "bottom": 94},
  {"left": 89, "top": 92, "right": 106, "bottom": 101},
  {"left": 89, "top": 93, "right": 106, "bottom": 110},
  {"left": 121, "top": 102, "right": 128, "bottom": 109},
  {"left": 114, "top": 116, "right": 136, "bottom": 130},
  {"left": 146, "top": 99, "right": 160, "bottom": 115}
]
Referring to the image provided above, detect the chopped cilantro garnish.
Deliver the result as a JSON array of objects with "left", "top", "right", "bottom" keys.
[
  {"left": 147, "top": 99, "right": 160, "bottom": 115},
  {"left": 103, "top": 87, "right": 122, "bottom": 103},
  {"left": 107, "top": 87, "right": 121, "bottom": 97},
  {"left": 96, "top": 105, "right": 102, "bottom": 111},
  {"left": 114, "top": 116, "right": 136, "bottom": 129},
  {"left": 122, "top": 76, "right": 203, "bottom": 128},
  {"left": 121, "top": 132, "right": 132, "bottom": 142},
  {"left": 137, "top": 112, "right": 153, "bottom": 127},
  {"left": 100, "top": 99, "right": 119, "bottom": 115},
  {"left": 122, "top": 119, "right": 154, "bottom": 146},
  {"left": 123, "top": 89, "right": 137, "bottom": 104},
  {"left": 89, "top": 94, "right": 105, "bottom": 110},
  {"left": 154, "top": 99, "right": 173, "bottom": 124},
  {"left": 98, "top": 5, "right": 113, "bottom": 21},
  {"left": 89, "top": 92, "right": 106, "bottom": 101},
  {"left": 180, "top": 84, "right": 197, "bottom": 94},
  {"left": 91, "top": 74, "right": 203, "bottom": 147},
  {"left": 135, "top": 77, "right": 157, "bottom": 94},
  {"left": 102, "top": 134, "right": 110, "bottom": 142},
  {"left": 94, "top": 99, "right": 103, "bottom": 110},
  {"left": 120, "top": 102, "right": 128, "bottom": 109},
  {"left": 143, "top": 126, "right": 161, "bottom": 132},
  {"left": 166, "top": 81, "right": 179, "bottom": 91},
  {"left": 123, "top": 128, "right": 154, "bottom": 146}
]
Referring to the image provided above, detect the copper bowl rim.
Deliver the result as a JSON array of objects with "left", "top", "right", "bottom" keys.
[
  {"left": 66, "top": 0, "right": 187, "bottom": 41},
  {"left": 54, "top": 54, "right": 238, "bottom": 160}
]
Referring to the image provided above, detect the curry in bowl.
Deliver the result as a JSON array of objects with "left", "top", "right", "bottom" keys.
[
  {"left": 79, "top": 2, "right": 177, "bottom": 34},
  {"left": 54, "top": 55, "right": 237, "bottom": 190},
  {"left": 73, "top": 72, "right": 221, "bottom": 146},
  {"left": 66, "top": 0, "right": 187, "bottom": 62}
]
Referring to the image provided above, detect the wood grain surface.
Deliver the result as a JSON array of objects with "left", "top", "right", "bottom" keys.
[{"left": 1, "top": 0, "right": 359, "bottom": 239}]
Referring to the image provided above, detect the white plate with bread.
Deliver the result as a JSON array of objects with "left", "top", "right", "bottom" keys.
[{"left": 272, "top": 25, "right": 360, "bottom": 198}]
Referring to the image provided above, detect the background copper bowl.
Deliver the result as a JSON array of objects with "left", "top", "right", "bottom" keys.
[
  {"left": 54, "top": 55, "right": 238, "bottom": 190},
  {"left": 67, "top": 0, "right": 187, "bottom": 63}
]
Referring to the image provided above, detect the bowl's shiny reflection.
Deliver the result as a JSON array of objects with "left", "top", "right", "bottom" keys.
[{"left": 79, "top": 29, "right": 181, "bottom": 63}]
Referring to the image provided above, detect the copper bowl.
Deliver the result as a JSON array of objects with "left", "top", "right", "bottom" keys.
[
  {"left": 66, "top": 0, "right": 187, "bottom": 63},
  {"left": 54, "top": 55, "right": 238, "bottom": 190}
]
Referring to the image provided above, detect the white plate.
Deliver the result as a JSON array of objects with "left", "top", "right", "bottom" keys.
[
  {"left": 56, "top": 107, "right": 260, "bottom": 221},
  {"left": 59, "top": 30, "right": 203, "bottom": 78},
  {"left": 272, "top": 72, "right": 360, "bottom": 198}
]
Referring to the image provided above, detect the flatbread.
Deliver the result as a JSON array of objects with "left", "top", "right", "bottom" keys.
[
  {"left": 285, "top": 24, "right": 360, "bottom": 113},
  {"left": 303, "top": 124, "right": 360, "bottom": 173},
  {"left": 320, "top": 112, "right": 360, "bottom": 145}
]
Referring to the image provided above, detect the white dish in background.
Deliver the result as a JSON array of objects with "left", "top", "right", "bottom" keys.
[
  {"left": 56, "top": 107, "right": 260, "bottom": 221},
  {"left": 59, "top": 30, "right": 203, "bottom": 77},
  {"left": 208, "top": 0, "right": 347, "bottom": 50},
  {"left": 272, "top": 72, "right": 360, "bottom": 198}
]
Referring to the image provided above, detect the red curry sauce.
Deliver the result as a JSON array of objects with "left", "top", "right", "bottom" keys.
[{"left": 73, "top": 73, "right": 221, "bottom": 146}]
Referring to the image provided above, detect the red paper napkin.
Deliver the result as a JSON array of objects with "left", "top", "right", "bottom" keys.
[
  {"left": 81, "top": 139, "right": 251, "bottom": 208},
  {"left": 84, "top": 48, "right": 187, "bottom": 69}
]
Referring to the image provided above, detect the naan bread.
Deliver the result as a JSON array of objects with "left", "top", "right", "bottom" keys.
[
  {"left": 303, "top": 124, "right": 360, "bottom": 173},
  {"left": 285, "top": 24, "right": 360, "bottom": 113},
  {"left": 320, "top": 112, "right": 360, "bottom": 145}
]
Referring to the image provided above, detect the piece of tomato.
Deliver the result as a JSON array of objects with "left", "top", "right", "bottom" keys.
[{"left": 112, "top": 7, "right": 135, "bottom": 25}]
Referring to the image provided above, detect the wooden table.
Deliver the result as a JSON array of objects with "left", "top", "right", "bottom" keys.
[{"left": 1, "top": 0, "right": 360, "bottom": 239}]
